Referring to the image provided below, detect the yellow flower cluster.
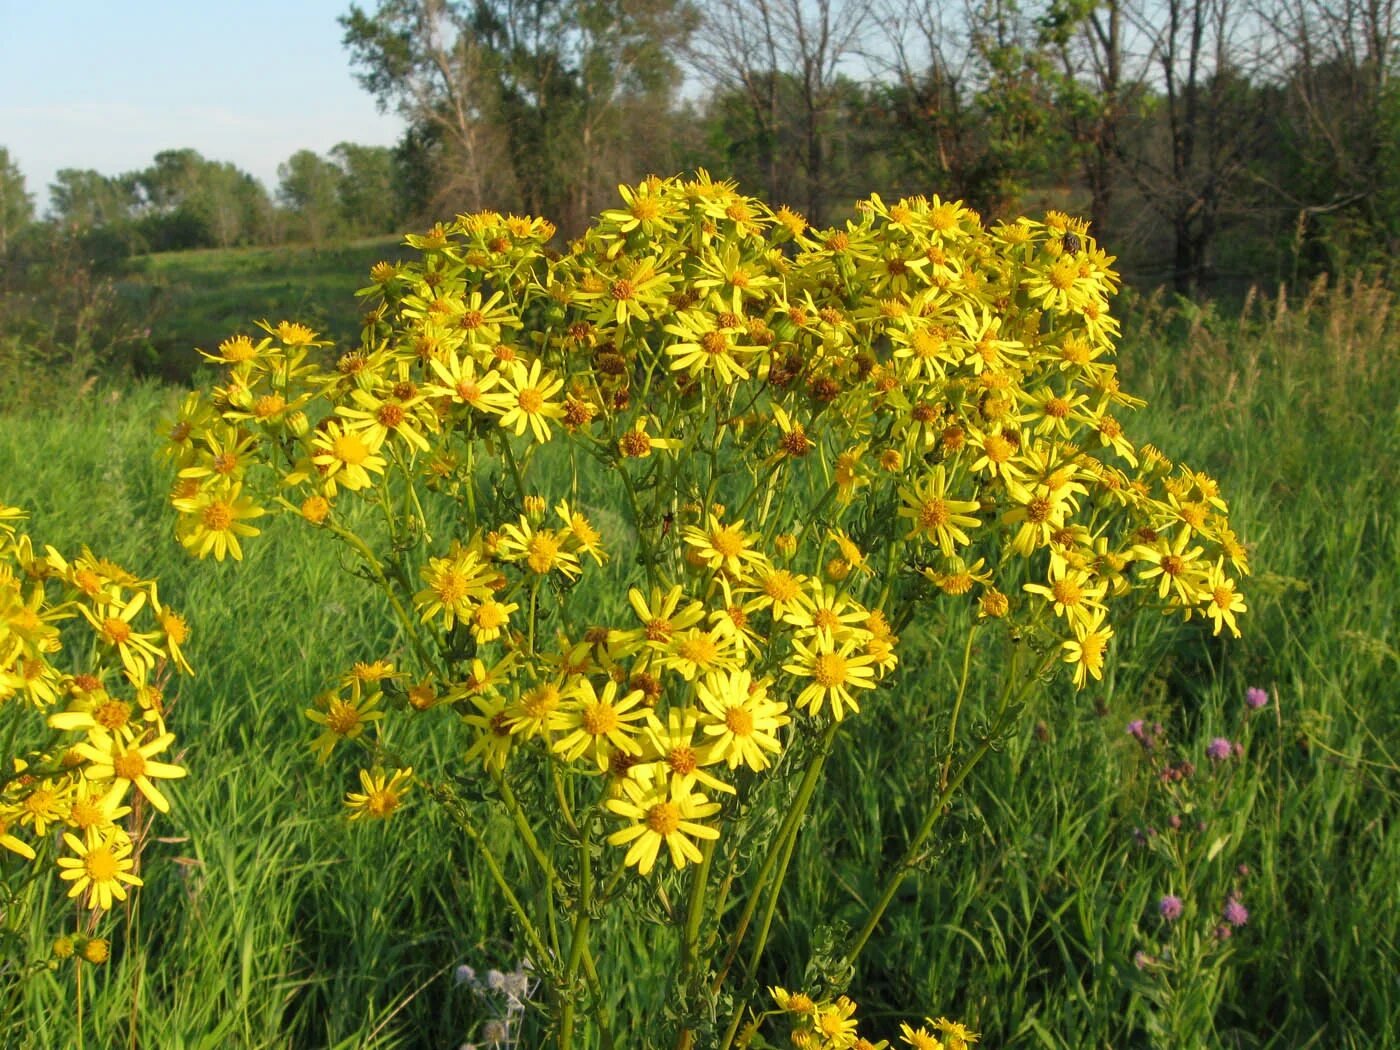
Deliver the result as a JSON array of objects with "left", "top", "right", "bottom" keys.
[
  {"left": 161, "top": 173, "right": 1247, "bottom": 880},
  {"left": 0, "top": 502, "right": 190, "bottom": 917},
  {"left": 765, "top": 987, "right": 978, "bottom": 1050}
]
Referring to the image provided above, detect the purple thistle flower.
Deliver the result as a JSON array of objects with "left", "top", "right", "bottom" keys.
[
  {"left": 1223, "top": 897, "right": 1249, "bottom": 927},
  {"left": 1159, "top": 895, "right": 1184, "bottom": 921},
  {"left": 1207, "top": 737, "right": 1233, "bottom": 761},
  {"left": 1246, "top": 687, "right": 1269, "bottom": 709},
  {"left": 1127, "top": 719, "right": 1146, "bottom": 740}
]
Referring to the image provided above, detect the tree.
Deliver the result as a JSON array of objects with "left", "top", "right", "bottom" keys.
[
  {"left": 341, "top": 0, "right": 695, "bottom": 230},
  {"left": 329, "top": 142, "right": 402, "bottom": 234},
  {"left": 48, "top": 169, "right": 137, "bottom": 228},
  {"left": 0, "top": 148, "right": 33, "bottom": 254},
  {"left": 278, "top": 149, "right": 345, "bottom": 242},
  {"left": 133, "top": 149, "right": 273, "bottom": 250},
  {"left": 689, "top": 0, "right": 871, "bottom": 222}
]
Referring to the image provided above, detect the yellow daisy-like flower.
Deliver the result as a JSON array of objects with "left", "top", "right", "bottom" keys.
[
  {"left": 628, "top": 584, "right": 706, "bottom": 647},
  {"left": 305, "top": 686, "right": 385, "bottom": 764},
  {"left": 496, "top": 517, "right": 582, "bottom": 579},
  {"left": 552, "top": 678, "right": 648, "bottom": 771},
  {"left": 783, "top": 580, "right": 872, "bottom": 648},
  {"left": 344, "top": 767, "right": 413, "bottom": 820},
  {"left": 681, "top": 514, "right": 762, "bottom": 577},
  {"left": 605, "top": 777, "right": 720, "bottom": 875},
  {"left": 898, "top": 466, "right": 980, "bottom": 556},
  {"left": 78, "top": 591, "right": 164, "bottom": 679},
  {"left": 1062, "top": 607, "right": 1114, "bottom": 689},
  {"left": 77, "top": 730, "right": 187, "bottom": 813},
  {"left": 1200, "top": 558, "right": 1247, "bottom": 638},
  {"left": 899, "top": 1022, "right": 944, "bottom": 1050},
  {"left": 555, "top": 499, "right": 607, "bottom": 566},
  {"left": 784, "top": 638, "right": 878, "bottom": 720},
  {"left": 1132, "top": 527, "right": 1208, "bottom": 606},
  {"left": 932, "top": 1017, "right": 979, "bottom": 1050},
  {"left": 55, "top": 828, "right": 143, "bottom": 911},
  {"left": 172, "top": 481, "right": 266, "bottom": 561},
  {"left": 638, "top": 706, "right": 734, "bottom": 796},
  {"left": 414, "top": 544, "right": 495, "bottom": 629},
  {"left": 470, "top": 597, "right": 518, "bottom": 644},
  {"left": 1024, "top": 564, "right": 1107, "bottom": 633},
  {"left": 310, "top": 421, "right": 388, "bottom": 494},
  {"left": 497, "top": 358, "right": 565, "bottom": 444}
]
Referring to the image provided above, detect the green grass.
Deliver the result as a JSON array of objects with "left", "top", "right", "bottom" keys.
[
  {"left": 0, "top": 274, "right": 1396, "bottom": 1048},
  {"left": 116, "top": 237, "right": 406, "bottom": 381}
]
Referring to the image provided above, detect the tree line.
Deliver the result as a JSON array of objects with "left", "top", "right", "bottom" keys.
[{"left": 3, "top": 0, "right": 1397, "bottom": 292}]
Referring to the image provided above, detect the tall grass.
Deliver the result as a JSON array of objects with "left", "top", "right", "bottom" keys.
[{"left": 0, "top": 275, "right": 1394, "bottom": 1048}]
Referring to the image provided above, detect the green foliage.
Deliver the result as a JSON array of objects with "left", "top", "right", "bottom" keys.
[{"left": 0, "top": 148, "right": 34, "bottom": 253}]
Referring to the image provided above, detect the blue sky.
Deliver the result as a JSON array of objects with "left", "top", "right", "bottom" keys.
[{"left": 0, "top": 1, "right": 405, "bottom": 212}]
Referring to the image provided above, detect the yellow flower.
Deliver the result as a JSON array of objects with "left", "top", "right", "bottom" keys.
[
  {"left": 497, "top": 517, "right": 582, "bottom": 579},
  {"left": 344, "top": 767, "right": 413, "bottom": 820},
  {"left": 681, "top": 514, "right": 762, "bottom": 577},
  {"left": 172, "top": 481, "right": 266, "bottom": 561},
  {"left": 414, "top": 544, "right": 495, "bottom": 629},
  {"left": 1062, "top": 608, "right": 1114, "bottom": 689},
  {"left": 55, "top": 828, "right": 143, "bottom": 911},
  {"left": 497, "top": 358, "right": 565, "bottom": 444},
  {"left": 638, "top": 706, "right": 734, "bottom": 796},
  {"left": 77, "top": 729, "right": 187, "bottom": 813},
  {"left": 784, "top": 638, "right": 878, "bottom": 720},
  {"left": 605, "top": 777, "right": 720, "bottom": 875},
  {"left": 552, "top": 678, "right": 648, "bottom": 771},
  {"left": 696, "top": 670, "right": 789, "bottom": 771},
  {"left": 305, "top": 685, "right": 385, "bottom": 764},
  {"left": 311, "top": 421, "right": 388, "bottom": 495},
  {"left": 898, "top": 467, "right": 980, "bottom": 556},
  {"left": 1200, "top": 558, "right": 1247, "bottom": 638}
]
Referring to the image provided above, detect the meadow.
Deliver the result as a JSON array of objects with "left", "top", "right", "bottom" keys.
[{"left": 0, "top": 241, "right": 1396, "bottom": 1050}]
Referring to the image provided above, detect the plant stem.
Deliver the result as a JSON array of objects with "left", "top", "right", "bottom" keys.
[{"left": 559, "top": 812, "right": 595, "bottom": 1050}]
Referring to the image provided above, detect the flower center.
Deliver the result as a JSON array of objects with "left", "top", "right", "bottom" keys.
[
  {"left": 436, "top": 571, "right": 470, "bottom": 605},
  {"left": 517, "top": 387, "right": 545, "bottom": 414},
  {"left": 333, "top": 433, "right": 370, "bottom": 465},
  {"left": 523, "top": 685, "right": 560, "bottom": 719},
  {"left": 667, "top": 747, "right": 697, "bottom": 775},
  {"left": 700, "top": 331, "right": 727, "bottom": 355},
  {"left": 84, "top": 846, "right": 120, "bottom": 882},
  {"left": 724, "top": 707, "right": 755, "bottom": 736},
  {"left": 102, "top": 617, "right": 132, "bottom": 645},
  {"left": 95, "top": 700, "right": 131, "bottom": 730},
  {"left": 646, "top": 802, "right": 680, "bottom": 835},
  {"left": 610, "top": 279, "right": 635, "bottom": 301},
  {"left": 377, "top": 403, "right": 405, "bottom": 428},
  {"left": 582, "top": 702, "right": 619, "bottom": 737},
  {"left": 677, "top": 635, "right": 718, "bottom": 666},
  {"left": 812, "top": 652, "right": 848, "bottom": 687},
  {"left": 1026, "top": 498, "right": 1052, "bottom": 523},
  {"left": 113, "top": 748, "right": 147, "bottom": 780},
  {"left": 764, "top": 571, "right": 799, "bottom": 601},
  {"left": 709, "top": 527, "right": 745, "bottom": 558},
  {"left": 645, "top": 618, "right": 673, "bottom": 642},
  {"left": 476, "top": 601, "right": 507, "bottom": 629},
  {"left": 1051, "top": 578, "right": 1083, "bottom": 606},
  {"left": 326, "top": 699, "right": 362, "bottom": 735},
  {"left": 919, "top": 498, "right": 950, "bottom": 528},
  {"left": 201, "top": 501, "right": 233, "bottom": 531},
  {"left": 1161, "top": 555, "right": 1185, "bottom": 576},
  {"left": 526, "top": 533, "right": 561, "bottom": 573}
]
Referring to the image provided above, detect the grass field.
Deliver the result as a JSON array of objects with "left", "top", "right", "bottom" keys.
[
  {"left": 118, "top": 237, "right": 404, "bottom": 380},
  {"left": 0, "top": 268, "right": 1396, "bottom": 1048}
]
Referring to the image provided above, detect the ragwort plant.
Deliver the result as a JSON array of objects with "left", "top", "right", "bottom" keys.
[
  {"left": 161, "top": 173, "right": 1252, "bottom": 1048},
  {"left": 0, "top": 500, "right": 191, "bottom": 1005}
]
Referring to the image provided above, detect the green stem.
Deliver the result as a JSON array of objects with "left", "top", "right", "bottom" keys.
[
  {"left": 940, "top": 625, "right": 979, "bottom": 793},
  {"left": 559, "top": 812, "right": 595, "bottom": 1050},
  {"left": 711, "top": 721, "right": 840, "bottom": 996},
  {"left": 844, "top": 649, "right": 1054, "bottom": 967},
  {"left": 324, "top": 517, "right": 441, "bottom": 677},
  {"left": 429, "top": 783, "right": 553, "bottom": 975}
]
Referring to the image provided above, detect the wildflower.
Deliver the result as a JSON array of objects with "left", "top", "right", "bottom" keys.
[
  {"left": 552, "top": 679, "right": 648, "bottom": 771},
  {"left": 344, "top": 767, "right": 413, "bottom": 820},
  {"left": 1224, "top": 897, "right": 1249, "bottom": 927},
  {"left": 898, "top": 1022, "right": 944, "bottom": 1049},
  {"left": 696, "top": 670, "right": 789, "bottom": 771},
  {"left": 1246, "top": 686, "right": 1269, "bottom": 709},
  {"left": 784, "top": 637, "right": 878, "bottom": 720},
  {"left": 605, "top": 777, "right": 720, "bottom": 875},
  {"left": 172, "top": 482, "right": 266, "bottom": 561},
  {"left": 55, "top": 828, "right": 143, "bottom": 910},
  {"left": 76, "top": 729, "right": 187, "bottom": 812},
  {"left": 305, "top": 686, "right": 385, "bottom": 763},
  {"left": 682, "top": 514, "right": 763, "bottom": 577},
  {"left": 932, "top": 1018, "right": 978, "bottom": 1050},
  {"left": 81, "top": 938, "right": 110, "bottom": 964},
  {"left": 1159, "top": 894, "right": 1184, "bottom": 921},
  {"left": 1201, "top": 558, "right": 1247, "bottom": 637},
  {"left": 496, "top": 358, "right": 565, "bottom": 444},
  {"left": 1207, "top": 737, "right": 1233, "bottom": 761},
  {"left": 311, "top": 421, "right": 388, "bottom": 494},
  {"left": 898, "top": 466, "right": 980, "bottom": 555},
  {"left": 415, "top": 545, "right": 495, "bottom": 629}
]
